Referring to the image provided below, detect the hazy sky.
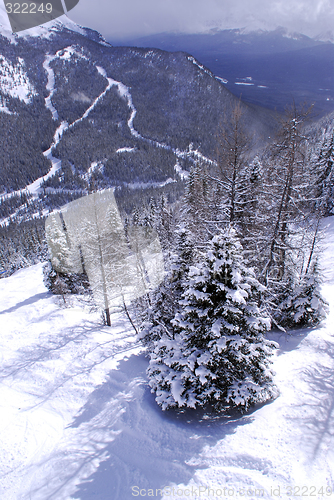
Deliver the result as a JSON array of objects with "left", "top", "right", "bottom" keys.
[{"left": 68, "top": 0, "right": 334, "bottom": 40}]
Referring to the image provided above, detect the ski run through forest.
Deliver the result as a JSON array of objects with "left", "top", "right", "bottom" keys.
[{"left": 1, "top": 45, "right": 210, "bottom": 207}]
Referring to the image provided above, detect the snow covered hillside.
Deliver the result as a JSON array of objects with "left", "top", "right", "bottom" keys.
[{"left": 1, "top": 219, "right": 334, "bottom": 500}]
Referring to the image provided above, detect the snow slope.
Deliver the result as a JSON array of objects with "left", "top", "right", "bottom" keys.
[
  {"left": 0, "top": 55, "right": 37, "bottom": 104},
  {"left": 1, "top": 219, "right": 334, "bottom": 499}
]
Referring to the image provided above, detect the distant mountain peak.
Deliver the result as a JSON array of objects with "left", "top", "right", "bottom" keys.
[{"left": 314, "top": 30, "right": 334, "bottom": 44}]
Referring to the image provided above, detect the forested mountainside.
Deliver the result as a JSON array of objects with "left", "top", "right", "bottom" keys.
[{"left": 0, "top": 23, "right": 276, "bottom": 194}]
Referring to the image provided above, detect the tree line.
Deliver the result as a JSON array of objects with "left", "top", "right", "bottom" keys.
[{"left": 136, "top": 101, "right": 332, "bottom": 413}]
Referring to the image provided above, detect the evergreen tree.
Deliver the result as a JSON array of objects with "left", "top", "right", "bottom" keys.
[
  {"left": 267, "top": 212, "right": 328, "bottom": 329},
  {"left": 53, "top": 273, "right": 70, "bottom": 304},
  {"left": 147, "top": 228, "right": 277, "bottom": 412},
  {"left": 156, "top": 195, "right": 175, "bottom": 253},
  {"left": 45, "top": 211, "right": 72, "bottom": 273},
  {"left": 279, "top": 259, "right": 328, "bottom": 328},
  {"left": 140, "top": 226, "right": 193, "bottom": 348},
  {"left": 314, "top": 132, "right": 334, "bottom": 216},
  {"left": 182, "top": 161, "right": 211, "bottom": 242},
  {"left": 236, "top": 156, "right": 266, "bottom": 268},
  {"left": 43, "top": 260, "right": 90, "bottom": 296}
]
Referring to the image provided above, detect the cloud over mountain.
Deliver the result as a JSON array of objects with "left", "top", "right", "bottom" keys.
[{"left": 67, "top": 0, "right": 334, "bottom": 40}]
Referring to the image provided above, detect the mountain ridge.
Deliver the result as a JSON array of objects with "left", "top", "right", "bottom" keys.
[{"left": 111, "top": 27, "right": 334, "bottom": 115}]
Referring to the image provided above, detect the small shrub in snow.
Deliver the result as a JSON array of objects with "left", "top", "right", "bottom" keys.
[
  {"left": 43, "top": 261, "right": 90, "bottom": 296},
  {"left": 278, "top": 261, "right": 328, "bottom": 328}
]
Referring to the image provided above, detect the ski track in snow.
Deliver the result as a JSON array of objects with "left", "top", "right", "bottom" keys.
[
  {"left": 0, "top": 57, "right": 115, "bottom": 207},
  {"left": 94, "top": 66, "right": 140, "bottom": 139},
  {"left": 43, "top": 55, "right": 58, "bottom": 121},
  {"left": 1, "top": 219, "right": 334, "bottom": 499},
  {"left": 97, "top": 66, "right": 216, "bottom": 168},
  {"left": 25, "top": 121, "right": 68, "bottom": 196}
]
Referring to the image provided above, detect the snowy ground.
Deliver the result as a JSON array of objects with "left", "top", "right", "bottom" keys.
[{"left": 1, "top": 220, "right": 334, "bottom": 500}]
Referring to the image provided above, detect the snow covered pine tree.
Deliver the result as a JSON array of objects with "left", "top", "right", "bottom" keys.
[
  {"left": 278, "top": 217, "right": 328, "bottom": 328},
  {"left": 140, "top": 226, "right": 193, "bottom": 348},
  {"left": 314, "top": 132, "right": 334, "bottom": 216},
  {"left": 279, "top": 259, "right": 327, "bottom": 327},
  {"left": 147, "top": 228, "right": 278, "bottom": 412}
]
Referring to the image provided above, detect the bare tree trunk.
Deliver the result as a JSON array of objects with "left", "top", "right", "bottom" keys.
[
  {"left": 305, "top": 217, "right": 321, "bottom": 276},
  {"left": 105, "top": 307, "right": 111, "bottom": 327},
  {"left": 215, "top": 99, "right": 251, "bottom": 226},
  {"left": 122, "top": 297, "right": 139, "bottom": 335},
  {"left": 92, "top": 196, "right": 111, "bottom": 326}
]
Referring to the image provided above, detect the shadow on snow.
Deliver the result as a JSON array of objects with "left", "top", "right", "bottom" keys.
[
  {"left": 285, "top": 339, "right": 334, "bottom": 463},
  {"left": 65, "top": 354, "right": 258, "bottom": 500},
  {"left": 267, "top": 327, "right": 313, "bottom": 356},
  {"left": 0, "top": 291, "right": 51, "bottom": 314}
]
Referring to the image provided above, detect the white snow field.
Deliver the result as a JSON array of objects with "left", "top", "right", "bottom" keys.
[{"left": 1, "top": 219, "right": 334, "bottom": 500}]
